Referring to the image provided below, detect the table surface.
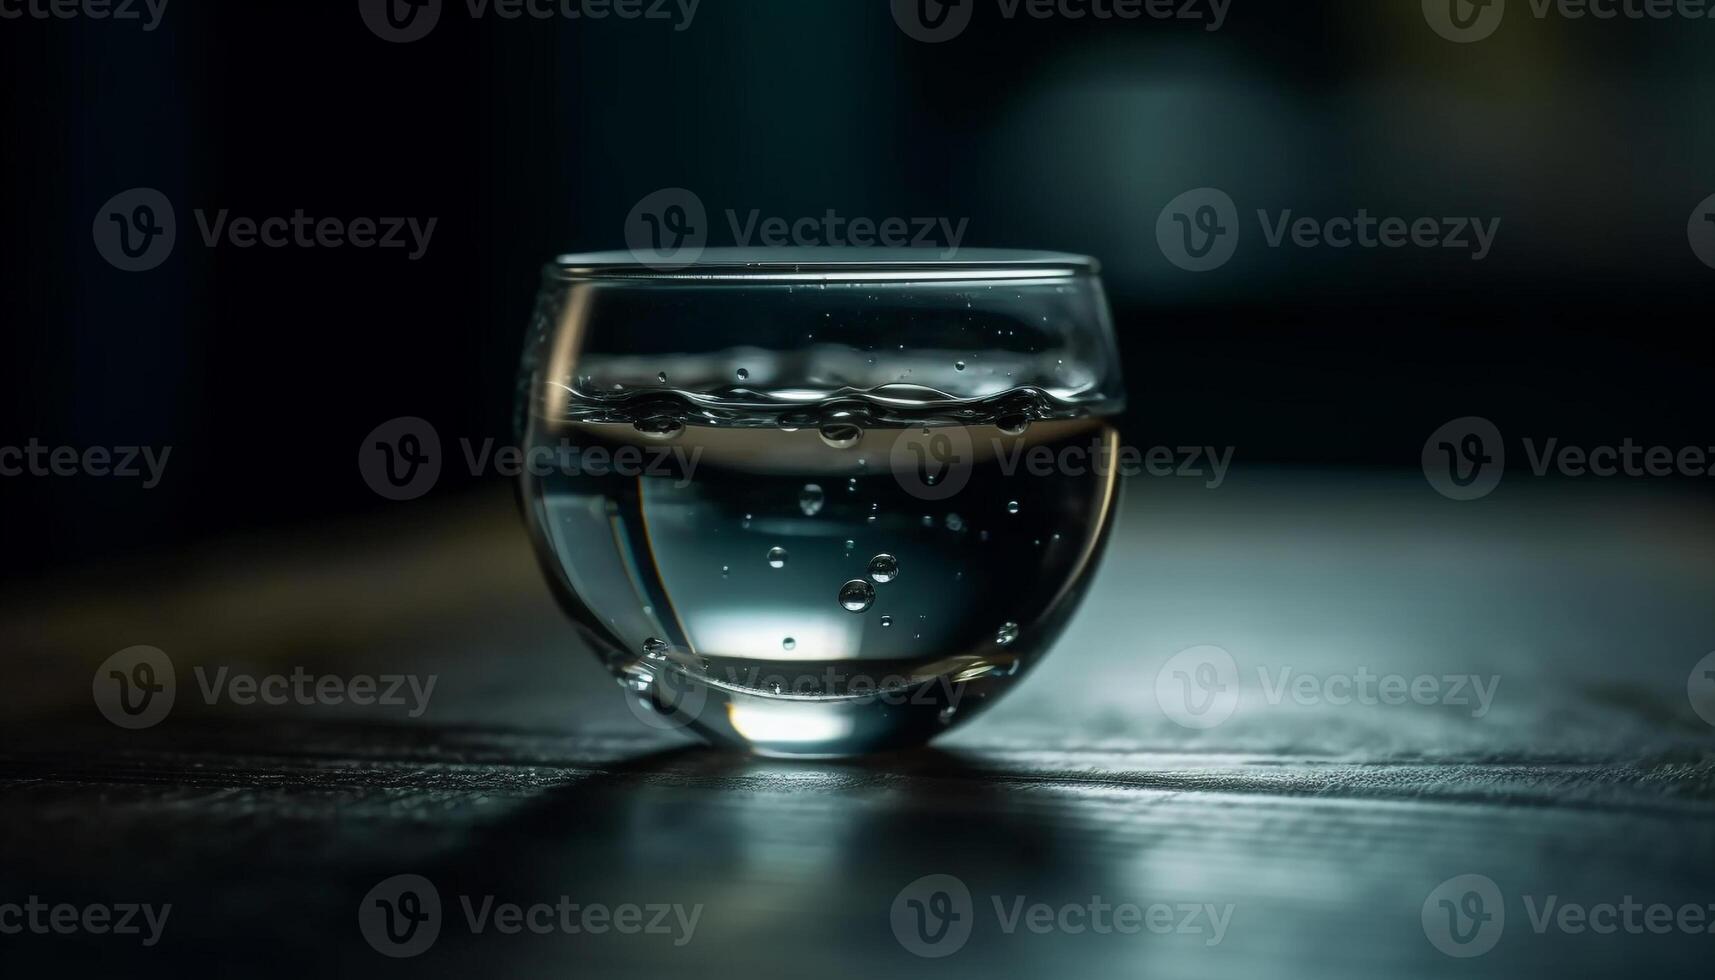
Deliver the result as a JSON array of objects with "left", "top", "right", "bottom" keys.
[{"left": 3, "top": 469, "right": 1713, "bottom": 977}]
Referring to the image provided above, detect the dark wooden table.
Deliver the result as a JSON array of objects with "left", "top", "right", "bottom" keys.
[{"left": 3, "top": 471, "right": 1712, "bottom": 977}]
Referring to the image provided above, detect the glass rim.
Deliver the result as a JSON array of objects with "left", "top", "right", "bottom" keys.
[{"left": 548, "top": 248, "right": 1099, "bottom": 283}]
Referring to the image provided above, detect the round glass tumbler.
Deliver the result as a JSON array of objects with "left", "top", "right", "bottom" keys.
[{"left": 516, "top": 249, "right": 1126, "bottom": 756}]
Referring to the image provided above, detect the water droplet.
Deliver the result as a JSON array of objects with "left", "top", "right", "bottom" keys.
[
  {"left": 997, "top": 415, "right": 1029, "bottom": 436},
  {"left": 945, "top": 513, "right": 965, "bottom": 532},
  {"left": 736, "top": 368, "right": 750, "bottom": 381},
  {"left": 782, "top": 637, "right": 796, "bottom": 651},
  {"left": 838, "top": 579, "right": 876, "bottom": 613},
  {"left": 1006, "top": 500, "right": 1020, "bottom": 514},
  {"left": 799, "top": 483, "right": 825, "bottom": 517},
  {"left": 868, "top": 554, "right": 899, "bottom": 583},
  {"left": 767, "top": 547, "right": 789, "bottom": 569},
  {"left": 880, "top": 615, "right": 894, "bottom": 628},
  {"left": 819, "top": 423, "right": 862, "bottom": 449},
  {"left": 995, "top": 622, "right": 1020, "bottom": 646},
  {"left": 642, "top": 637, "right": 670, "bottom": 660}
]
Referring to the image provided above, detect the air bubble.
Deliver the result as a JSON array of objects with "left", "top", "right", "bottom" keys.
[
  {"left": 657, "top": 371, "right": 668, "bottom": 383},
  {"left": 955, "top": 360, "right": 966, "bottom": 371},
  {"left": 819, "top": 424, "right": 862, "bottom": 449},
  {"left": 995, "top": 622, "right": 1020, "bottom": 646},
  {"left": 839, "top": 579, "right": 876, "bottom": 613},
  {"left": 997, "top": 415, "right": 1029, "bottom": 436},
  {"left": 767, "top": 547, "right": 789, "bottom": 569},
  {"left": 721, "top": 565, "right": 730, "bottom": 578},
  {"left": 736, "top": 368, "right": 750, "bottom": 381},
  {"left": 868, "top": 554, "right": 899, "bottom": 583},
  {"left": 634, "top": 417, "right": 683, "bottom": 441},
  {"left": 642, "top": 637, "right": 670, "bottom": 660},
  {"left": 799, "top": 483, "right": 825, "bottom": 517},
  {"left": 844, "top": 539, "right": 856, "bottom": 551},
  {"left": 880, "top": 615, "right": 894, "bottom": 628},
  {"left": 945, "top": 513, "right": 965, "bottom": 532},
  {"left": 1007, "top": 500, "right": 1020, "bottom": 514},
  {"left": 782, "top": 637, "right": 796, "bottom": 651}
]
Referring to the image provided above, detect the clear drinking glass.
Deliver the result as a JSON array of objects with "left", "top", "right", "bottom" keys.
[{"left": 516, "top": 249, "right": 1125, "bottom": 756}]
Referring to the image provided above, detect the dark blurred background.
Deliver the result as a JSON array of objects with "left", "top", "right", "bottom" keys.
[{"left": 2, "top": 0, "right": 1712, "bottom": 579}]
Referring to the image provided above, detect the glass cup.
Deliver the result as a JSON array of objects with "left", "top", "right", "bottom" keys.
[{"left": 516, "top": 248, "right": 1125, "bottom": 756}]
